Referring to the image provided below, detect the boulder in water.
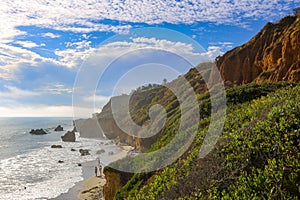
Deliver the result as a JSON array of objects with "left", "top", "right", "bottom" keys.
[
  {"left": 29, "top": 129, "right": 47, "bottom": 135},
  {"left": 51, "top": 145, "right": 63, "bottom": 148},
  {"left": 79, "top": 149, "right": 90, "bottom": 156},
  {"left": 54, "top": 125, "right": 64, "bottom": 131}
]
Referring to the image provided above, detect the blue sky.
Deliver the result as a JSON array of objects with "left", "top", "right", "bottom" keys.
[{"left": 0, "top": 0, "right": 299, "bottom": 117}]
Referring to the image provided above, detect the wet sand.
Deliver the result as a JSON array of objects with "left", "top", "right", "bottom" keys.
[{"left": 52, "top": 160, "right": 99, "bottom": 200}]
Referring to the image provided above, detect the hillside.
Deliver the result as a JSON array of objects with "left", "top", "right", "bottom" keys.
[
  {"left": 98, "top": 15, "right": 300, "bottom": 200},
  {"left": 103, "top": 83, "right": 299, "bottom": 199}
]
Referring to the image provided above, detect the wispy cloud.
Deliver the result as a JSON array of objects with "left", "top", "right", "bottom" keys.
[
  {"left": 15, "top": 41, "right": 40, "bottom": 48},
  {"left": 0, "top": 85, "right": 40, "bottom": 99},
  {"left": 0, "top": 105, "right": 74, "bottom": 117},
  {"left": 41, "top": 83, "right": 73, "bottom": 95},
  {"left": 54, "top": 40, "right": 94, "bottom": 68},
  {"left": 0, "top": 0, "right": 294, "bottom": 43},
  {"left": 42, "top": 32, "right": 60, "bottom": 38},
  {"left": 83, "top": 37, "right": 223, "bottom": 64},
  {"left": 0, "top": 43, "right": 61, "bottom": 80}
]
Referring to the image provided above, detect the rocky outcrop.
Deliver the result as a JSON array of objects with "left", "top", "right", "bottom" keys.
[
  {"left": 74, "top": 118, "right": 105, "bottom": 138},
  {"left": 29, "top": 129, "right": 47, "bottom": 135},
  {"left": 54, "top": 125, "right": 63, "bottom": 131},
  {"left": 61, "top": 130, "right": 76, "bottom": 142},
  {"left": 51, "top": 145, "right": 62, "bottom": 148},
  {"left": 79, "top": 149, "right": 90, "bottom": 156},
  {"left": 98, "top": 86, "right": 165, "bottom": 151},
  {"left": 103, "top": 168, "right": 133, "bottom": 200},
  {"left": 214, "top": 15, "right": 300, "bottom": 86}
]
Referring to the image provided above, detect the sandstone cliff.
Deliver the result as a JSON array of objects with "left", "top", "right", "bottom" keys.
[{"left": 215, "top": 15, "right": 300, "bottom": 85}]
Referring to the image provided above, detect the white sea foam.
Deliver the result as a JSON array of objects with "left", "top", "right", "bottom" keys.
[{"left": 0, "top": 133, "right": 128, "bottom": 200}]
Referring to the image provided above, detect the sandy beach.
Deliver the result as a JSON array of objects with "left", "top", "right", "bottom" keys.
[
  {"left": 52, "top": 144, "right": 132, "bottom": 200},
  {"left": 78, "top": 175, "right": 106, "bottom": 200}
]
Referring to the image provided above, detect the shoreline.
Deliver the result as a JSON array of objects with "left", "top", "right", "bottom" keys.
[
  {"left": 52, "top": 160, "right": 97, "bottom": 200},
  {"left": 53, "top": 145, "right": 133, "bottom": 200}
]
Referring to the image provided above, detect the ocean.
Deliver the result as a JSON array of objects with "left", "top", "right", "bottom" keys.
[{"left": 0, "top": 117, "right": 126, "bottom": 200}]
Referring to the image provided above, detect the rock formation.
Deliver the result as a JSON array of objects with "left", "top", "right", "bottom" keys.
[
  {"left": 74, "top": 118, "right": 105, "bottom": 138},
  {"left": 51, "top": 145, "right": 62, "bottom": 148},
  {"left": 29, "top": 129, "right": 47, "bottom": 135},
  {"left": 214, "top": 15, "right": 300, "bottom": 86},
  {"left": 79, "top": 149, "right": 90, "bottom": 156},
  {"left": 54, "top": 125, "right": 63, "bottom": 131},
  {"left": 61, "top": 129, "right": 76, "bottom": 142}
]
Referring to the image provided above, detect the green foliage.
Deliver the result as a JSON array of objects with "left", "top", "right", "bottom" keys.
[{"left": 107, "top": 82, "right": 300, "bottom": 200}]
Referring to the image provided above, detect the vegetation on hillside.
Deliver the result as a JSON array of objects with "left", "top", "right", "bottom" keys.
[{"left": 104, "top": 82, "right": 299, "bottom": 199}]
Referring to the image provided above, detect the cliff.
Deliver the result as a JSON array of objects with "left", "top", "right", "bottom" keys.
[
  {"left": 102, "top": 15, "right": 300, "bottom": 200},
  {"left": 74, "top": 118, "right": 105, "bottom": 139},
  {"left": 215, "top": 15, "right": 300, "bottom": 85},
  {"left": 98, "top": 64, "right": 210, "bottom": 151}
]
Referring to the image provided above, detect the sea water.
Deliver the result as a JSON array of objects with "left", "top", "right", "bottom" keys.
[{"left": 0, "top": 117, "right": 127, "bottom": 200}]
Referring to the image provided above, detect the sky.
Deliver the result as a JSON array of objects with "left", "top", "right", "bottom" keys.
[{"left": 0, "top": 0, "right": 299, "bottom": 117}]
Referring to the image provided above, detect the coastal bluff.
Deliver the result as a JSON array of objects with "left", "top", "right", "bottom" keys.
[{"left": 101, "top": 15, "right": 300, "bottom": 200}]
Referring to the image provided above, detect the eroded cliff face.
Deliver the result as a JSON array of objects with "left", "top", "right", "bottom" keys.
[
  {"left": 215, "top": 15, "right": 300, "bottom": 85},
  {"left": 103, "top": 169, "right": 134, "bottom": 200},
  {"left": 98, "top": 65, "right": 209, "bottom": 151},
  {"left": 103, "top": 170, "right": 122, "bottom": 200},
  {"left": 98, "top": 88, "right": 164, "bottom": 150}
]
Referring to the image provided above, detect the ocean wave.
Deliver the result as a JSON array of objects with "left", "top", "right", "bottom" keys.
[{"left": 0, "top": 135, "right": 127, "bottom": 200}]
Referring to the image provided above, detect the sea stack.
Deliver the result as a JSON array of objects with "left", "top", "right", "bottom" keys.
[
  {"left": 61, "top": 130, "right": 76, "bottom": 142},
  {"left": 54, "top": 125, "right": 64, "bottom": 131}
]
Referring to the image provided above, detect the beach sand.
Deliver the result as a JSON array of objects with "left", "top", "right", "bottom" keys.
[
  {"left": 53, "top": 144, "right": 133, "bottom": 200},
  {"left": 52, "top": 160, "right": 99, "bottom": 200},
  {"left": 78, "top": 175, "right": 106, "bottom": 200}
]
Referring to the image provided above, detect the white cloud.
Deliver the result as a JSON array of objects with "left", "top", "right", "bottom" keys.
[
  {"left": 15, "top": 41, "right": 40, "bottom": 48},
  {"left": 0, "top": 0, "right": 294, "bottom": 80},
  {"left": 55, "top": 40, "right": 94, "bottom": 68},
  {"left": 202, "top": 46, "right": 224, "bottom": 60},
  {"left": 0, "top": 43, "right": 60, "bottom": 80},
  {"left": 41, "top": 83, "right": 73, "bottom": 95},
  {"left": 88, "top": 37, "right": 222, "bottom": 64},
  {"left": 0, "top": 0, "right": 293, "bottom": 44},
  {"left": 0, "top": 105, "right": 74, "bottom": 117},
  {"left": 42, "top": 32, "right": 61, "bottom": 38},
  {"left": 0, "top": 86, "right": 40, "bottom": 99},
  {"left": 84, "top": 95, "right": 110, "bottom": 104}
]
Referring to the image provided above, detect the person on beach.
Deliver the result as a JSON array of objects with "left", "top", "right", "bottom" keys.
[
  {"left": 97, "top": 157, "right": 101, "bottom": 166},
  {"left": 99, "top": 164, "right": 102, "bottom": 177},
  {"left": 95, "top": 166, "right": 98, "bottom": 177}
]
